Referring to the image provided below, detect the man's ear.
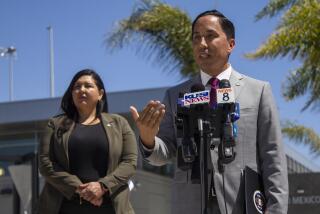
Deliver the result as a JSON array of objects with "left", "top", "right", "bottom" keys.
[{"left": 227, "top": 38, "right": 235, "bottom": 54}]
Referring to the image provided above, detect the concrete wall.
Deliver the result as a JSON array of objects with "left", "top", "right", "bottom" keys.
[
  {"left": 131, "top": 170, "right": 172, "bottom": 214},
  {"left": 0, "top": 176, "right": 14, "bottom": 214}
]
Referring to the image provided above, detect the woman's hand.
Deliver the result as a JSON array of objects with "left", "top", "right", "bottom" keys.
[
  {"left": 78, "top": 182, "right": 106, "bottom": 206},
  {"left": 89, "top": 197, "right": 103, "bottom": 206}
]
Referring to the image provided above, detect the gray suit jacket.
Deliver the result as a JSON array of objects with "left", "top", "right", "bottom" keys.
[{"left": 141, "top": 69, "right": 288, "bottom": 214}]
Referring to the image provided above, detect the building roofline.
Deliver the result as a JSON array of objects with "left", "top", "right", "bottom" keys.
[{"left": 0, "top": 87, "right": 169, "bottom": 124}]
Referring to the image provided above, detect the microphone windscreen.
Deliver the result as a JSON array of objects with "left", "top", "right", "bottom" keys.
[
  {"left": 219, "top": 79, "right": 231, "bottom": 88},
  {"left": 191, "top": 83, "right": 205, "bottom": 92}
]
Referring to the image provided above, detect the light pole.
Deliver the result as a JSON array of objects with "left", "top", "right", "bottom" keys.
[
  {"left": 47, "top": 26, "right": 55, "bottom": 97},
  {"left": 7, "top": 47, "right": 16, "bottom": 101},
  {"left": 0, "top": 46, "right": 17, "bottom": 101}
]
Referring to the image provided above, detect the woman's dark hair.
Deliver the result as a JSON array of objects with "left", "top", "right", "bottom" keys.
[
  {"left": 61, "top": 69, "right": 108, "bottom": 120},
  {"left": 191, "top": 9, "right": 235, "bottom": 40}
]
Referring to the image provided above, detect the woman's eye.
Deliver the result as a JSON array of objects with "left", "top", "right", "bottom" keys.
[
  {"left": 86, "top": 84, "right": 94, "bottom": 88},
  {"left": 73, "top": 85, "right": 81, "bottom": 90}
]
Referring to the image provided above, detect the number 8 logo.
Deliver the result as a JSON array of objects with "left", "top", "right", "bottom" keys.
[{"left": 223, "top": 93, "right": 230, "bottom": 101}]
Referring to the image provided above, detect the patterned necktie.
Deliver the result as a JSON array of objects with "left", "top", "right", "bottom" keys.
[{"left": 208, "top": 77, "right": 220, "bottom": 108}]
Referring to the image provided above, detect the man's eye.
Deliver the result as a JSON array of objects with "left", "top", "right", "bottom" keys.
[
  {"left": 205, "top": 34, "right": 214, "bottom": 40},
  {"left": 193, "top": 35, "right": 201, "bottom": 41}
]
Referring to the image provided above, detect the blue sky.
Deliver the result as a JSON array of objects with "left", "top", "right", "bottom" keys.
[{"left": 1, "top": 0, "right": 319, "bottom": 167}]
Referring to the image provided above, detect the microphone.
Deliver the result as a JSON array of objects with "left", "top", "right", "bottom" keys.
[
  {"left": 176, "top": 83, "right": 209, "bottom": 170},
  {"left": 182, "top": 84, "right": 210, "bottom": 106},
  {"left": 217, "top": 79, "right": 239, "bottom": 129},
  {"left": 217, "top": 79, "right": 237, "bottom": 165},
  {"left": 216, "top": 79, "right": 235, "bottom": 105}
]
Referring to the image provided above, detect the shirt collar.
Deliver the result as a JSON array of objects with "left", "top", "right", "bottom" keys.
[{"left": 200, "top": 64, "right": 233, "bottom": 86}]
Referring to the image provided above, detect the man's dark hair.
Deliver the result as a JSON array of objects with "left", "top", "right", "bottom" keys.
[
  {"left": 191, "top": 10, "right": 235, "bottom": 40},
  {"left": 61, "top": 69, "right": 108, "bottom": 120}
]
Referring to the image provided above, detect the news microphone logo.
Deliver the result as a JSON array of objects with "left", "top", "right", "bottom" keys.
[
  {"left": 216, "top": 87, "right": 235, "bottom": 104},
  {"left": 183, "top": 90, "right": 210, "bottom": 106}
]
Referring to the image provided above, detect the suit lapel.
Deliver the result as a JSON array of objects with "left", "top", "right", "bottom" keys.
[
  {"left": 229, "top": 69, "right": 245, "bottom": 100},
  {"left": 192, "top": 75, "right": 202, "bottom": 85},
  {"left": 185, "top": 75, "right": 202, "bottom": 91},
  {"left": 101, "top": 113, "right": 114, "bottom": 149},
  {"left": 62, "top": 121, "right": 74, "bottom": 170},
  {"left": 101, "top": 113, "right": 115, "bottom": 173}
]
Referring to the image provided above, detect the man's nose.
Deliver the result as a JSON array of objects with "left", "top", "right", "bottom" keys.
[{"left": 200, "top": 36, "right": 208, "bottom": 47}]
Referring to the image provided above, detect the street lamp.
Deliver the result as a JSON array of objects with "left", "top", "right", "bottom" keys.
[
  {"left": 0, "top": 47, "right": 7, "bottom": 57},
  {"left": 0, "top": 46, "right": 17, "bottom": 101}
]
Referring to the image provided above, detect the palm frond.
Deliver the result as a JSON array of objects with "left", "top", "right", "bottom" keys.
[
  {"left": 255, "top": 0, "right": 300, "bottom": 20},
  {"left": 283, "top": 64, "right": 320, "bottom": 111},
  {"left": 282, "top": 121, "right": 320, "bottom": 156},
  {"left": 105, "top": 0, "right": 197, "bottom": 77},
  {"left": 247, "top": 0, "right": 320, "bottom": 61}
]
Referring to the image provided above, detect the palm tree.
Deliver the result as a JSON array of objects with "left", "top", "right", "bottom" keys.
[
  {"left": 105, "top": 0, "right": 197, "bottom": 78},
  {"left": 247, "top": 0, "right": 320, "bottom": 155}
]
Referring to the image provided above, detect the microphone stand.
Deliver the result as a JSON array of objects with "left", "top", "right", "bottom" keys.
[
  {"left": 198, "top": 107, "right": 236, "bottom": 214},
  {"left": 198, "top": 118, "right": 208, "bottom": 214},
  {"left": 176, "top": 100, "right": 223, "bottom": 214},
  {"left": 198, "top": 117, "right": 217, "bottom": 214}
]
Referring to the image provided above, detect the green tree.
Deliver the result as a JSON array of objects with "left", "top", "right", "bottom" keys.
[
  {"left": 105, "top": 0, "right": 197, "bottom": 77},
  {"left": 247, "top": 0, "right": 320, "bottom": 156}
]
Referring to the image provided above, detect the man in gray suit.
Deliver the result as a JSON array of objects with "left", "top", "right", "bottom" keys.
[{"left": 130, "top": 10, "right": 288, "bottom": 214}]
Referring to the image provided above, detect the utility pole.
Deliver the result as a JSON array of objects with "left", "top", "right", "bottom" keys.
[
  {"left": 7, "top": 47, "right": 16, "bottom": 101},
  {"left": 47, "top": 26, "right": 55, "bottom": 97}
]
